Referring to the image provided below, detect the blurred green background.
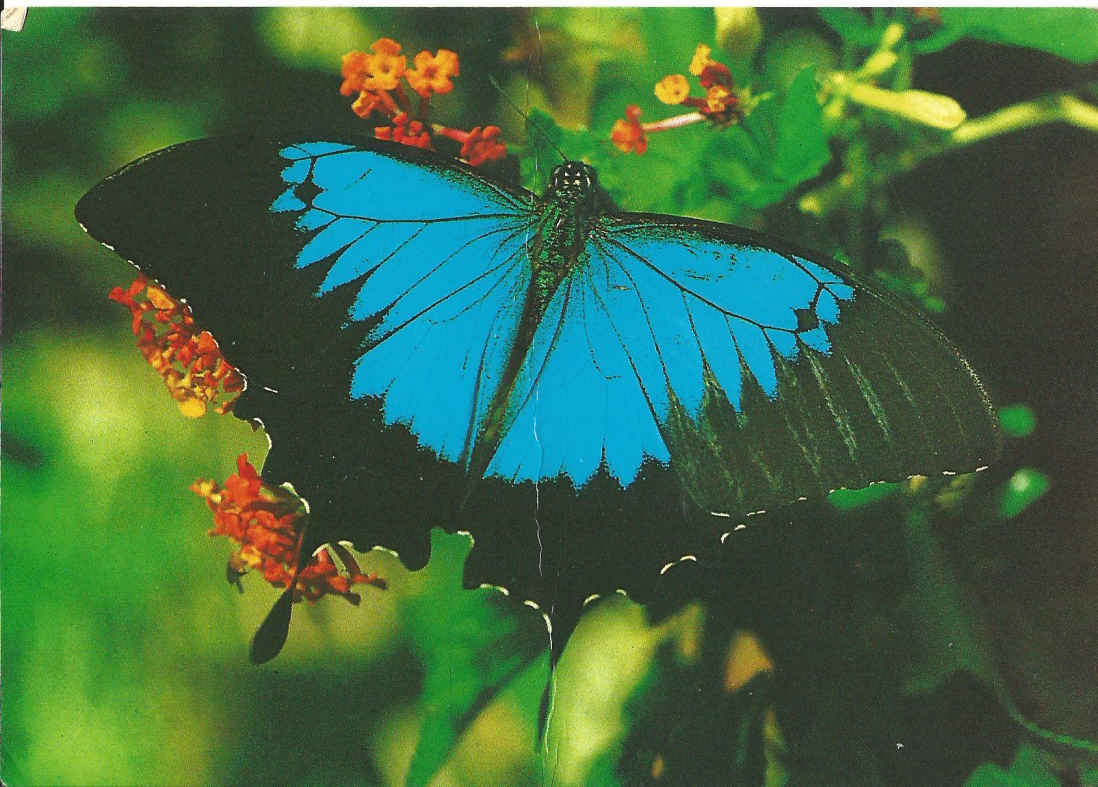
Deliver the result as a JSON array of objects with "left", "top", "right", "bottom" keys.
[{"left": 4, "top": 8, "right": 1098, "bottom": 785}]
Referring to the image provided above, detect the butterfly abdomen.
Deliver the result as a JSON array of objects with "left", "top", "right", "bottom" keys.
[{"left": 463, "top": 162, "right": 614, "bottom": 477}]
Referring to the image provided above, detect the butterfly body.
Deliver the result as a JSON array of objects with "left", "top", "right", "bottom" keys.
[{"left": 76, "top": 135, "right": 1000, "bottom": 656}]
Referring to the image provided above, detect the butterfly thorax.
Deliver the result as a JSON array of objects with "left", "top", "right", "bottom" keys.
[
  {"left": 529, "top": 161, "right": 609, "bottom": 311},
  {"left": 465, "top": 162, "right": 611, "bottom": 475}
]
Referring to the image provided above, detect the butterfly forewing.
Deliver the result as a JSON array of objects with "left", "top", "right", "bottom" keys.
[
  {"left": 76, "top": 137, "right": 540, "bottom": 569},
  {"left": 589, "top": 215, "right": 1001, "bottom": 513}
]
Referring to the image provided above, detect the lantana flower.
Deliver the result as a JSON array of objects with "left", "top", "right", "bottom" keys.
[
  {"left": 437, "top": 124, "right": 508, "bottom": 167},
  {"left": 341, "top": 37, "right": 506, "bottom": 168},
  {"left": 374, "top": 112, "right": 432, "bottom": 148},
  {"left": 340, "top": 38, "right": 406, "bottom": 95},
  {"left": 110, "top": 274, "right": 243, "bottom": 417},
  {"left": 351, "top": 88, "right": 396, "bottom": 119},
  {"left": 405, "top": 48, "right": 459, "bottom": 98},
  {"left": 658, "top": 43, "right": 739, "bottom": 118},
  {"left": 612, "top": 43, "right": 744, "bottom": 155},
  {"left": 194, "top": 453, "right": 387, "bottom": 605},
  {"left": 610, "top": 105, "right": 648, "bottom": 155},
  {"left": 111, "top": 276, "right": 385, "bottom": 622},
  {"left": 653, "top": 75, "right": 690, "bottom": 106}
]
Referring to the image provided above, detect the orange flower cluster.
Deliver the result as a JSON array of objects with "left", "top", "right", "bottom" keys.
[
  {"left": 340, "top": 38, "right": 506, "bottom": 167},
  {"left": 193, "top": 454, "right": 387, "bottom": 605},
  {"left": 374, "top": 112, "right": 432, "bottom": 149},
  {"left": 656, "top": 44, "right": 739, "bottom": 117},
  {"left": 341, "top": 38, "right": 457, "bottom": 101},
  {"left": 610, "top": 105, "right": 648, "bottom": 155},
  {"left": 611, "top": 44, "right": 742, "bottom": 156},
  {"left": 109, "top": 274, "right": 243, "bottom": 418},
  {"left": 437, "top": 124, "right": 507, "bottom": 168}
]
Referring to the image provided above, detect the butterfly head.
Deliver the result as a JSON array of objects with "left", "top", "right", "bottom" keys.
[
  {"left": 545, "top": 161, "right": 614, "bottom": 221},
  {"left": 548, "top": 161, "right": 598, "bottom": 197}
]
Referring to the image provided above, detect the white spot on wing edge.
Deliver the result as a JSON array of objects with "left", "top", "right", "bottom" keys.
[
  {"left": 582, "top": 588, "right": 628, "bottom": 608},
  {"left": 246, "top": 418, "right": 274, "bottom": 451},
  {"left": 659, "top": 554, "right": 698, "bottom": 575},
  {"left": 823, "top": 464, "right": 994, "bottom": 497},
  {"left": 479, "top": 583, "right": 510, "bottom": 597},
  {"left": 367, "top": 545, "right": 401, "bottom": 559}
]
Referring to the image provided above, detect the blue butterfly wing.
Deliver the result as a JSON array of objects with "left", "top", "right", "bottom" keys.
[
  {"left": 483, "top": 214, "right": 1000, "bottom": 514},
  {"left": 75, "top": 136, "right": 542, "bottom": 570},
  {"left": 270, "top": 142, "right": 536, "bottom": 467}
]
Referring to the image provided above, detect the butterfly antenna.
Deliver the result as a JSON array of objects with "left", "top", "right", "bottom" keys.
[{"left": 488, "top": 75, "right": 567, "bottom": 161}]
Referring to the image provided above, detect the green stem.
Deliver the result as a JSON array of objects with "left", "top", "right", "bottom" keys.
[
  {"left": 949, "top": 92, "right": 1098, "bottom": 146},
  {"left": 910, "top": 24, "right": 967, "bottom": 56},
  {"left": 801, "top": 89, "right": 1098, "bottom": 217},
  {"left": 886, "top": 90, "right": 1098, "bottom": 182}
]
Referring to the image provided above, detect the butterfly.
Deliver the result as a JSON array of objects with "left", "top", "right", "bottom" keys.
[{"left": 76, "top": 136, "right": 1001, "bottom": 660}]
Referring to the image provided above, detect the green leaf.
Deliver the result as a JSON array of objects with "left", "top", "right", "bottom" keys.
[
  {"left": 939, "top": 8, "right": 1098, "bottom": 64},
  {"left": 704, "top": 68, "right": 830, "bottom": 214},
  {"left": 257, "top": 8, "right": 377, "bottom": 70},
  {"left": 773, "top": 67, "right": 830, "bottom": 184},
  {"left": 827, "top": 481, "right": 902, "bottom": 511},
  {"left": 997, "top": 468, "right": 1050, "bottom": 519},
  {"left": 761, "top": 29, "right": 839, "bottom": 91},
  {"left": 964, "top": 744, "right": 1060, "bottom": 787},
  {"left": 998, "top": 404, "right": 1037, "bottom": 438},
  {"left": 897, "top": 509, "right": 1001, "bottom": 697},
  {"left": 638, "top": 7, "right": 716, "bottom": 71},
  {"left": 817, "top": 8, "right": 878, "bottom": 46},
  {"left": 403, "top": 530, "right": 547, "bottom": 787},
  {"left": 542, "top": 598, "right": 670, "bottom": 786}
]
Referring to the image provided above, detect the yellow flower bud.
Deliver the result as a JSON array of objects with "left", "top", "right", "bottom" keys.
[
  {"left": 848, "top": 84, "right": 967, "bottom": 130},
  {"left": 859, "top": 50, "right": 898, "bottom": 80},
  {"left": 714, "top": 7, "right": 763, "bottom": 62},
  {"left": 880, "top": 21, "right": 905, "bottom": 50}
]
